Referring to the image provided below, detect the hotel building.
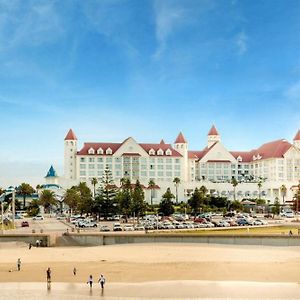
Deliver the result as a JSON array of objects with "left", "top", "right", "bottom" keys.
[{"left": 45, "top": 126, "right": 300, "bottom": 204}]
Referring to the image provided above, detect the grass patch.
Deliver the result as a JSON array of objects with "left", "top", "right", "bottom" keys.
[{"left": 153, "top": 226, "right": 300, "bottom": 235}]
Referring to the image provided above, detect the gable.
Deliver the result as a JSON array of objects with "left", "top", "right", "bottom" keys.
[
  {"left": 199, "top": 142, "right": 237, "bottom": 163},
  {"left": 113, "top": 137, "right": 149, "bottom": 157},
  {"left": 283, "top": 145, "right": 300, "bottom": 159}
]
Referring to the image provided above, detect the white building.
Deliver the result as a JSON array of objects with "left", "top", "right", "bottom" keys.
[{"left": 45, "top": 127, "right": 300, "bottom": 204}]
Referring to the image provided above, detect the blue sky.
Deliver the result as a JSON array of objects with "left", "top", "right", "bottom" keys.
[{"left": 0, "top": 0, "right": 300, "bottom": 187}]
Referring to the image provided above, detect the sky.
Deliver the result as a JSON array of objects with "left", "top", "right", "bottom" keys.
[{"left": 0, "top": 0, "right": 300, "bottom": 187}]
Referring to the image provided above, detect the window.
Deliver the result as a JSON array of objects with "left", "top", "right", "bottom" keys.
[
  {"left": 106, "top": 148, "right": 112, "bottom": 155},
  {"left": 89, "top": 171, "right": 95, "bottom": 176},
  {"left": 174, "top": 171, "right": 180, "bottom": 176},
  {"left": 175, "top": 159, "right": 180, "bottom": 163},
  {"left": 80, "top": 164, "right": 86, "bottom": 169},
  {"left": 115, "top": 157, "right": 121, "bottom": 163},
  {"left": 149, "top": 171, "right": 155, "bottom": 176},
  {"left": 115, "top": 164, "right": 121, "bottom": 169},
  {"left": 106, "top": 157, "right": 112, "bottom": 163},
  {"left": 166, "top": 158, "right": 172, "bottom": 164},
  {"left": 166, "top": 149, "right": 172, "bottom": 156},
  {"left": 97, "top": 148, "right": 103, "bottom": 155},
  {"left": 166, "top": 171, "right": 172, "bottom": 177},
  {"left": 157, "top": 171, "right": 163, "bottom": 176},
  {"left": 89, "top": 158, "right": 95, "bottom": 162},
  {"left": 88, "top": 164, "right": 95, "bottom": 169},
  {"left": 157, "top": 165, "right": 163, "bottom": 170},
  {"left": 97, "top": 158, "right": 103, "bottom": 162},
  {"left": 97, "top": 171, "right": 103, "bottom": 176},
  {"left": 166, "top": 165, "right": 172, "bottom": 170},
  {"left": 97, "top": 164, "right": 103, "bottom": 169},
  {"left": 157, "top": 158, "right": 163, "bottom": 163},
  {"left": 157, "top": 149, "right": 164, "bottom": 155},
  {"left": 88, "top": 148, "right": 95, "bottom": 155},
  {"left": 175, "top": 165, "right": 180, "bottom": 170},
  {"left": 80, "top": 157, "right": 85, "bottom": 162},
  {"left": 80, "top": 171, "right": 86, "bottom": 176},
  {"left": 149, "top": 149, "right": 155, "bottom": 155}
]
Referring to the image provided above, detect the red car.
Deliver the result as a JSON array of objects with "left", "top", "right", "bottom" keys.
[{"left": 21, "top": 221, "right": 29, "bottom": 227}]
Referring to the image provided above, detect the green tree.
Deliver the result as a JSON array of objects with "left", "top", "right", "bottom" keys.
[
  {"left": 188, "top": 188, "right": 203, "bottom": 214},
  {"left": 94, "top": 166, "right": 118, "bottom": 219},
  {"left": 131, "top": 180, "right": 146, "bottom": 221},
  {"left": 39, "top": 190, "right": 57, "bottom": 213},
  {"left": 231, "top": 178, "right": 238, "bottom": 201},
  {"left": 293, "top": 182, "right": 300, "bottom": 213},
  {"left": 173, "top": 177, "right": 181, "bottom": 204},
  {"left": 64, "top": 188, "right": 80, "bottom": 214},
  {"left": 17, "top": 183, "right": 35, "bottom": 209},
  {"left": 91, "top": 177, "right": 98, "bottom": 198},
  {"left": 159, "top": 187, "right": 175, "bottom": 216},
  {"left": 26, "top": 199, "right": 40, "bottom": 217},
  {"left": 280, "top": 184, "right": 287, "bottom": 205},
  {"left": 148, "top": 179, "right": 156, "bottom": 206},
  {"left": 229, "top": 200, "right": 243, "bottom": 211},
  {"left": 76, "top": 182, "right": 93, "bottom": 214},
  {"left": 257, "top": 177, "right": 266, "bottom": 199},
  {"left": 272, "top": 198, "right": 280, "bottom": 215},
  {"left": 117, "top": 178, "right": 132, "bottom": 222}
]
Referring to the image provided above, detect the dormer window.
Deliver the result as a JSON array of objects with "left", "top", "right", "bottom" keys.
[
  {"left": 97, "top": 148, "right": 103, "bottom": 155},
  {"left": 149, "top": 148, "right": 155, "bottom": 155},
  {"left": 166, "top": 149, "right": 172, "bottom": 156},
  {"left": 106, "top": 147, "right": 112, "bottom": 155},
  {"left": 88, "top": 147, "right": 95, "bottom": 155},
  {"left": 157, "top": 149, "right": 164, "bottom": 156},
  {"left": 237, "top": 156, "right": 242, "bottom": 162}
]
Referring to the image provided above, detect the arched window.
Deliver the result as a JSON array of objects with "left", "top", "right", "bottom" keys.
[
  {"left": 88, "top": 148, "right": 95, "bottom": 155},
  {"left": 157, "top": 149, "right": 164, "bottom": 156},
  {"left": 149, "top": 149, "right": 155, "bottom": 155},
  {"left": 166, "top": 149, "right": 172, "bottom": 156},
  {"left": 106, "top": 147, "right": 112, "bottom": 155},
  {"left": 97, "top": 148, "right": 103, "bottom": 155}
]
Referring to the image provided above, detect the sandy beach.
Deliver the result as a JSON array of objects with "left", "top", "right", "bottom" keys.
[{"left": 1, "top": 242, "right": 300, "bottom": 284}]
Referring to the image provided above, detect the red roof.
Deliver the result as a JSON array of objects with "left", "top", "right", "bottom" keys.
[
  {"left": 64, "top": 129, "right": 77, "bottom": 140},
  {"left": 230, "top": 151, "right": 255, "bottom": 163},
  {"left": 174, "top": 132, "right": 187, "bottom": 144},
  {"left": 147, "top": 184, "right": 160, "bottom": 189},
  {"left": 78, "top": 143, "right": 122, "bottom": 155},
  {"left": 78, "top": 141, "right": 182, "bottom": 157},
  {"left": 207, "top": 160, "right": 231, "bottom": 163},
  {"left": 294, "top": 130, "right": 300, "bottom": 141},
  {"left": 208, "top": 125, "right": 219, "bottom": 136},
  {"left": 139, "top": 143, "right": 182, "bottom": 157},
  {"left": 188, "top": 142, "right": 218, "bottom": 160},
  {"left": 122, "top": 153, "right": 141, "bottom": 156},
  {"left": 253, "top": 139, "right": 292, "bottom": 159}
]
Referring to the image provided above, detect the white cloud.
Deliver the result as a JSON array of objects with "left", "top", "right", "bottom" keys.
[
  {"left": 236, "top": 31, "right": 247, "bottom": 55},
  {"left": 0, "top": 1, "right": 65, "bottom": 51}
]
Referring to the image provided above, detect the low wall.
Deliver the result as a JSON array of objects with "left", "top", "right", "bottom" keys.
[
  {"left": 0, "top": 234, "right": 50, "bottom": 247},
  {"left": 60, "top": 233, "right": 300, "bottom": 247}
]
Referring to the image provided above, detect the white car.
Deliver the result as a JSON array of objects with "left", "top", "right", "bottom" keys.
[
  {"left": 285, "top": 212, "right": 295, "bottom": 218},
  {"left": 123, "top": 224, "right": 134, "bottom": 231},
  {"left": 32, "top": 215, "right": 44, "bottom": 220}
]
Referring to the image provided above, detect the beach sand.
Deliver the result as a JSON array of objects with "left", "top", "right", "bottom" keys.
[{"left": 1, "top": 242, "right": 300, "bottom": 284}]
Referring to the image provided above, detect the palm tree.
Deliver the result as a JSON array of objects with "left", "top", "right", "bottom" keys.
[
  {"left": 173, "top": 177, "right": 181, "bottom": 204},
  {"left": 91, "top": 177, "right": 98, "bottom": 198},
  {"left": 39, "top": 190, "right": 57, "bottom": 213},
  {"left": 231, "top": 177, "right": 238, "bottom": 201},
  {"left": 280, "top": 184, "right": 287, "bottom": 205},
  {"left": 148, "top": 179, "right": 156, "bottom": 206},
  {"left": 257, "top": 177, "right": 265, "bottom": 199},
  {"left": 17, "top": 183, "right": 35, "bottom": 209}
]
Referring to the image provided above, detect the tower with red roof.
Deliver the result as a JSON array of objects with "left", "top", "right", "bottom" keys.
[
  {"left": 64, "top": 129, "right": 77, "bottom": 180},
  {"left": 207, "top": 125, "right": 220, "bottom": 148},
  {"left": 293, "top": 130, "right": 300, "bottom": 149},
  {"left": 174, "top": 132, "right": 188, "bottom": 181}
]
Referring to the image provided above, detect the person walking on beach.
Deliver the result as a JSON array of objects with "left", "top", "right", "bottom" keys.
[
  {"left": 28, "top": 243, "right": 32, "bottom": 250},
  {"left": 73, "top": 267, "right": 77, "bottom": 276},
  {"left": 46, "top": 267, "right": 51, "bottom": 283},
  {"left": 87, "top": 274, "right": 93, "bottom": 289},
  {"left": 17, "top": 258, "right": 21, "bottom": 271},
  {"left": 98, "top": 274, "right": 106, "bottom": 289}
]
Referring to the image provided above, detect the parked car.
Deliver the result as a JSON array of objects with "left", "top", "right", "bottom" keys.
[
  {"left": 237, "top": 219, "right": 250, "bottom": 226},
  {"left": 32, "top": 215, "right": 44, "bottom": 220},
  {"left": 253, "top": 219, "right": 268, "bottom": 226},
  {"left": 285, "top": 211, "right": 295, "bottom": 218},
  {"left": 123, "top": 224, "right": 134, "bottom": 231},
  {"left": 80, "top": 221, "right": 97, "bottom": 228},
  {"left": 113, "top": 223, "right": 123, "bottom": 231},
  {"left": 21, "top": 221, "right": 29, "bottom": 227},
  {"left": 218, "top": 220, "right": 230, "bottom": 227},
  {"left": 134, "top": 224, "right": 145, "bottom": 231},
  {"left": 99, "top": 225, "right": 110, "bottom": 232}
]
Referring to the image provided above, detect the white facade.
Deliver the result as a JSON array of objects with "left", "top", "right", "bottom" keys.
[{"left": 45, "top": 127, "right": 300, "bottom": 204}]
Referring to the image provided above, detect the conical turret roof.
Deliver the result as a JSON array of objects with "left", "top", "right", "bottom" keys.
[
  {"left": 174, "top": 132, "right": 187, "bottom": 144},
  {"left": 45, "top": 165, "right": 57, "bottom": 178},
  {"left": 208, "top": 125, "right": 219, "bottom": 136},
  {"left": 64, "top": 129, "right": 77, "bottom": 140},
  {"left": 293, "top": 130, "right": 300, "bottom": 141}
]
